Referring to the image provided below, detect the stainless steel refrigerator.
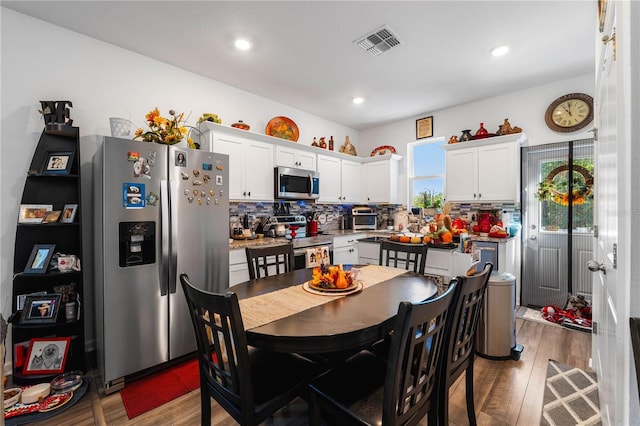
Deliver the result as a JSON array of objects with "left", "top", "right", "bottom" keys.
[{"left": 93, "top": 136, "right": 229, "bottom": 393}]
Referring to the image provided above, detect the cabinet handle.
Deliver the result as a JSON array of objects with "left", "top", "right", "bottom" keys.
[
  {"left": 478, "top": 193, "right": 481, "bottom": 198},
  {"left": 243, "top": 191, "right": 247, "bottom": 196},
  {"left": 473, "top": 193, "right": 476, "bottom": 198},
  {"left": 247, "top": 191, "right": 251, "bottom": 197}
]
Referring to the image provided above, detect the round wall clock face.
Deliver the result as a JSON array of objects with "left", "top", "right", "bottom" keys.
[{"left": 545, "top": 93, "right": 594, "bottom": 133}]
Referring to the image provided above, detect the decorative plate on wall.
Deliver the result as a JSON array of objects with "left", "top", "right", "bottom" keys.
[
  {"left": 265, "top": 116, "right": 299, "bottom": 141},
  {"left": 370, "top": 145, "right": 396, "bottom": 156}
]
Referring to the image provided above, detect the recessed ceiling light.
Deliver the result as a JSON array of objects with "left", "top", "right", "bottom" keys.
[
  {"left": 490, "top": 45, "right": 510, "bottom": 57},
  {"left": 352, "top": 97, "right": 364, "bottom": 105},
  {"left": 234, "top": 39, "right": 252, "bottom": 51}
]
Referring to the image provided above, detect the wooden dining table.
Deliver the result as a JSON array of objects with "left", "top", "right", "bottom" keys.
[{"left": 228, "top": 265, "right": 438, "bottom": 355}]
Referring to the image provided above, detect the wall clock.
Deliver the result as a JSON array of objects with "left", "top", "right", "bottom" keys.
[{"left": 544, "top": 93, "right": 594, "bottom": 133}]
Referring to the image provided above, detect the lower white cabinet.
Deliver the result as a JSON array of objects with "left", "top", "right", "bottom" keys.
[
  {"left": 229, "top": 249, "right": 250, "bottom": 287},
  {"left": 333, "top": 234, "right": 365, "bottom": 265},
  {"left": 356, "top": 240, "right": 380, "bottom": 265}
]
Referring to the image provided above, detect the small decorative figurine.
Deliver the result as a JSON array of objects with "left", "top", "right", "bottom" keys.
[
  {"left": 312, "top": 137, "right": 319, "bottom": 147},
  {"left": 500, "top": 118, "right": 523, "bottom": 135},
  {"left": 319, "top": 137, "right": 327, "bottom": 149},
  {"left": 329, "top": 136, "right": 334, "bottom": 151},
  {"left": 475, "top": 122, "right": 488, "bottom": 135},
  {"left": 448, "top": 135, "right": 459, "bottom": 144},
  {"left": 339, "top": 136, "right": 357, "bottom": 156}
]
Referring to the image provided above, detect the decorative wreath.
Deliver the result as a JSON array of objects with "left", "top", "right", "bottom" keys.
[{"left": 535, "top": 164, "right": 593, "bottom": 206}]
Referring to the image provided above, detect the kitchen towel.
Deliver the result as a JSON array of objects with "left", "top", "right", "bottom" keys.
[{"left": 305, "top": 245, "right": 330, "bottom": 268}]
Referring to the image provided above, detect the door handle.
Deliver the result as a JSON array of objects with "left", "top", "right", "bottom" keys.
[
  {"left": 587, "top": 260, "right": 606, "bottom": 274},
  {"left": 529, "top": 235, "right": 537, "bottom": 240}
]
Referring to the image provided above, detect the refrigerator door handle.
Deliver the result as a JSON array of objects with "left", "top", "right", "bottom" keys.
[
  {"left": 168, "top": 179, "right": 178, "bottom": 294},
  {"left": 160, "top": 180, "right": 170, "bottom": 296}
]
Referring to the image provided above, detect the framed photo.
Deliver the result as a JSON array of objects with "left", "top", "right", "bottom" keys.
[
  {"left": 16, "top": 291, "right": 47, "bottom": 311},
  {"left": 42, "top": 151, "right": 75, "bottom": 175},
  {"left": 19, "top": 293, "right": 62, "bottom": 325},
  {"left": 41, "top": 210, "right": 62, "bottom": 223},
  {"left": 60, "top": 204, "right": 78, "bottom": 223},
  {"left": 22, "top": 337, "right": 70, "bottom": 375},
  {"left": 416, "top": 116, "right": 433, "bottom": 139},
  {"left": 24, "top": 244, "right": 56, "bottom": 274},
  {"left": 18, "top": 204, "right": 53, "bottom": 223}
]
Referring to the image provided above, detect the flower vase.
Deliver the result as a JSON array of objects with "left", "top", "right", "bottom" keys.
[{"left": 460, "top": 130, "right": 472, "bottom": 142}]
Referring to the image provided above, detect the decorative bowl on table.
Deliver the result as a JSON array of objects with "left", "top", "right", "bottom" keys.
[{"left": 309, "top": 264, "right": 356, "bottom": 290}]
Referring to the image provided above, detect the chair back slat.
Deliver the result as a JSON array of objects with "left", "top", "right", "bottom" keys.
[
  {"left": 383, "top": 281, "right": 457, "bottom": 425},
  {"left": 245, "top": 243, "right": 295, "bottom": 279},
  {"left": 379, "top": 240, "right": 428, "bottom": 275},
  {"left": 180, "top": 274, "right": 253, "bottom": 416},
  {"left": 445, "top": 263, "right": 493, "bottom": 377}
]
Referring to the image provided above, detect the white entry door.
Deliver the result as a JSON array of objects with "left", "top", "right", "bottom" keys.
[{"left": 591, "top": 1, "right": 640, "bottom": 423}]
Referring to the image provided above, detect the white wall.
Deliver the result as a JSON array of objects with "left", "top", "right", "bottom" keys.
[
  {"left": 360, "top": 73, "right": 596, "bottom": 205},
  {"left": 0, "top": 7, "right": 358, "bottom": 367}
]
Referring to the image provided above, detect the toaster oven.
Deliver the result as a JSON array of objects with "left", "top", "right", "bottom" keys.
[{"left": 352, "top": 206, "right": 377, "bottom": 230}]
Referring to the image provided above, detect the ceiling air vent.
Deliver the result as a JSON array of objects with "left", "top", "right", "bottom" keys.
[{"left": 354, "top": 25, "right": 401, "bottom": 56}]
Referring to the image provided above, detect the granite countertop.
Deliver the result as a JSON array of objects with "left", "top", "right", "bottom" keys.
[{"left": 467, "top": 235, "right": 517, "bottom": 243}]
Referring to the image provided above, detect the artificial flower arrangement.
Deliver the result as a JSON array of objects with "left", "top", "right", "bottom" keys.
[{"left": 134, "top": 108, "right": 195, "bottom": 147}]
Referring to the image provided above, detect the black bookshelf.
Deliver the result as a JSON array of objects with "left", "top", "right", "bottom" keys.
[{"left": 11, "top": 125, "right": 86, "bottom": 385}]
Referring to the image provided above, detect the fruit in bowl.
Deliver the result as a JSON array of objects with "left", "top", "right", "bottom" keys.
[{"left": 310, "top": 264, "right": 354, "bottom": 289}]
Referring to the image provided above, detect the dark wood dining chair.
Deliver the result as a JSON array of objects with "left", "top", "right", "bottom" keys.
[
  {"left": 438, "top": 262, "right": 494, "bottom": 426},
  {"left": 379, "top": 240, "right": 428, "bottom": 275},
  {"left": 307, "top": 280, "right": 458, "bottom": 426},
  {"left": 180, "top": 273, "right": 325, "bottom": 426},
  {"left": 245, "top": 243, "right": 295, "bottom": 279}
]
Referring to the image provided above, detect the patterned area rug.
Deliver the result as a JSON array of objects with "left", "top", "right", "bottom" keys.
[{"left": 540, "top": 359, "right": 600, "bottom": 426}]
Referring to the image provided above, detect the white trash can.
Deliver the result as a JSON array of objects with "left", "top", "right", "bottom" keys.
[{"left": 476, "top": 271, "right": 523, "bottom": 360}]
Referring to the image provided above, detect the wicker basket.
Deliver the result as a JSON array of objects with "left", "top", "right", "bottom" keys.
[{"left": 109, "top": 117, "right": 135, "bottom": 138}]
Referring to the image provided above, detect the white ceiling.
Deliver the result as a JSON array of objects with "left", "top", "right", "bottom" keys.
[{"left": 2, "top": 1, "right": 596, "bottom": 131}]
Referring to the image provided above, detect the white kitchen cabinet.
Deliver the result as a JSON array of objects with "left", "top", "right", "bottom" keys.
[
  {"left": 443, "top": 133, "right": 526, "bottom": 203},
  {"left": 317, "top": 154, "right": 362, "bottom": 203},
  {"left": 340, "top": 159, "right": 362, "bottom": 203},
  {"left": 229, "top": 249, "right": 250, "bottom": 287},
  {"left": 356, "top": 240, "right": 380, "bottom": 265},
  {"left": 333, "top": 233, "right": 365, "bottom": 265},
  {"left": 363, "top": 156, "right": 401, "bottom": 204},
  {"left": 275, "top": 145, "right": 316, "bottom": 171},
  {"left": 213, "top": 134, "right": 274, "bottom": 201}
]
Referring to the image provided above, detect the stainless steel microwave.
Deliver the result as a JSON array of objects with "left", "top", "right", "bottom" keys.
[{"left": 274, "top": 167, "right": 320, "bottom": 200}]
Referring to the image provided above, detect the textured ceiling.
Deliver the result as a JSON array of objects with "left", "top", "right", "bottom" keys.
[{"left": 2, "top": 1, "right": 596, "bottom": 130}]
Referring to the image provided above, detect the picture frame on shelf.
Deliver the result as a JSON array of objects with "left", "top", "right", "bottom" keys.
[
  {"left": 60, "top": 204, "right": 78, "bottom": 223},
  {"left": 22, "top": 336, "right": 70, "bottom": 375},
  {"left": 19, "top": 293, "right": 62, "bottom": 325},
  {"left": 24, "top": 243, "right": 56, "bottom": 274},
  {"left": 416, "top": 116, "right": 433, "bottom": 139},
  {"left": 16, "top": 291, "right": 47, "bottom": 311},
  {"left": 18, "top": 204, "right": 53, "bottom": 224},
  {"left": 41, "top": 151, "right": 75, "bottom": 175},
  {"left": 41, "top": 210, "right": 62, "bottom": 223}
]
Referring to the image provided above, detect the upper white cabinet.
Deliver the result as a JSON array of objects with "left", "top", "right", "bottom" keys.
[
  {"left": 317, "top": 154, "right": 362, "bottom": 203},
  {"left": 363, "top": 155, "right": 401, "bottom": 204},
  {"left": 275, "top": 145, "right": 316, "bottom": 171},
  {"left": 442, "top": 133, "right": 526, "bottom": 203},
  {"left": 199, "top": 122, "right": 402, "bottom": 204},
  {"left": 212, "top": 134, "right": 274, "bottom": 201},
  {"left": 340, "top": 158, "right": 362, "bottom": 203}
]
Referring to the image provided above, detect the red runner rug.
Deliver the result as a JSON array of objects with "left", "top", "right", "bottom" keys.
[{"left": 120, "top": 358, "right": 200, "bottom": 419}]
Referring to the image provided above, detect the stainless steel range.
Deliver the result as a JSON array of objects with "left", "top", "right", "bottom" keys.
[{"left": 291, "top": 235, "right": 334, "bottom": 269}]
